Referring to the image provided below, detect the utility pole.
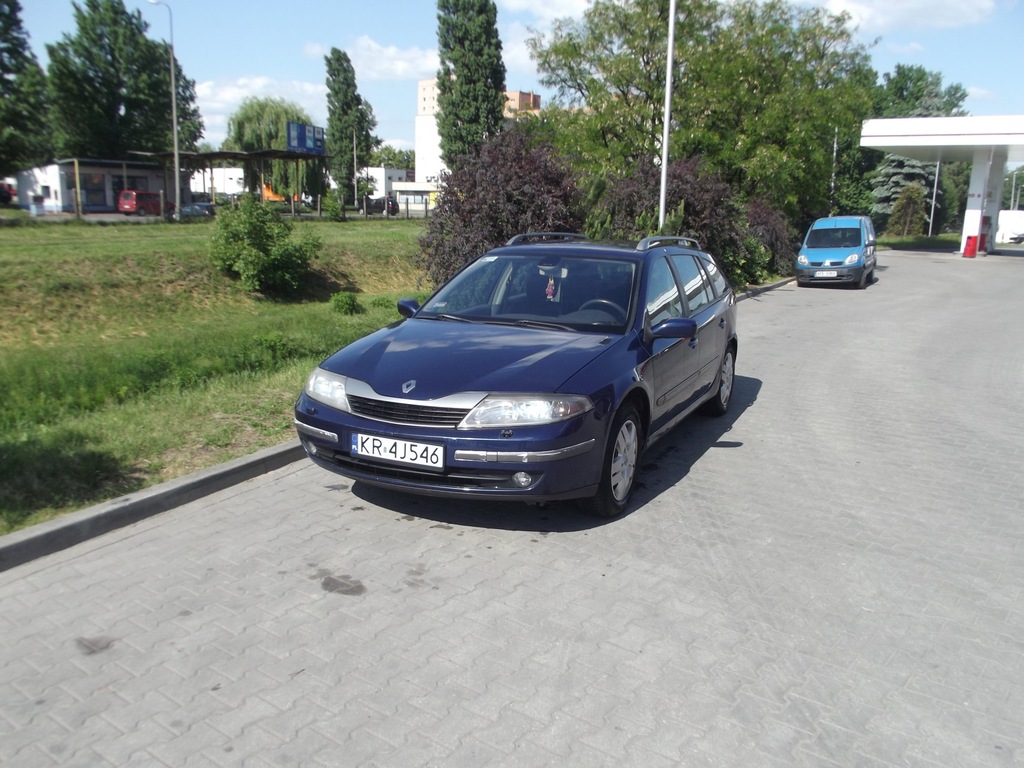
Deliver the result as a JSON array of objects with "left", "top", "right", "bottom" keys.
[{"left": 148, "top": 0, "right": 180, "bottom": 221}]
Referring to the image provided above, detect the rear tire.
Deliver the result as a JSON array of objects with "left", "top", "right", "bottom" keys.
[
  {"left": 580, "top": 405, "right": 641, "bottom": 518},
  {"left": 704, "top": 346, "right": 735, "bottom": 417}
]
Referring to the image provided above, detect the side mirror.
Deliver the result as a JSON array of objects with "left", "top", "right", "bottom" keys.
[
  {"left": 649, "top": 316, "right": 697, "bottom": 340},
  {"left": 397, "top": 298, "right": 420, "bottom": 318}
]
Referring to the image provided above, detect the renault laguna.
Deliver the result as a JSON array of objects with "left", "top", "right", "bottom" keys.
[{"left": 294, "top": 233, "right": 738, "bottom": 517}]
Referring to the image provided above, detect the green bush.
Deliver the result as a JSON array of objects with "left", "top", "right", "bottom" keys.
[
  {"left": 211, "top": 195, "right": 320, "bottom": 293},
  {"left": 321, "top": 193, "right": 345, "bottom": 222},
  {"left": 331, "top": 291, "right": 363, "bottom": 315}
]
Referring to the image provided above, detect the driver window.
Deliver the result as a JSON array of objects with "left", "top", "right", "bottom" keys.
[{"left": 645, "top": 257, "right": 682, "bottom": 326}]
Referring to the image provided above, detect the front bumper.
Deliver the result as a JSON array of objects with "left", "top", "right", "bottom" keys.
[
  {"left": 795, "top": 264, "right": 864, "bottom": 285},
  {"left": 293, "top": 395, "right": 604, "bottom": 502}
]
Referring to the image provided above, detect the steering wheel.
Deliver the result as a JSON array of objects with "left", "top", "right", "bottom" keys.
[{"left": 578, "top": 299, "right": 626, "bottom": 322}]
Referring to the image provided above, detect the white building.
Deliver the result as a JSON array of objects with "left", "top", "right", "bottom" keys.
[
  {"left": 15, "top": 158, "right": 173, "bottom": 213},
  {"left": 405, "top": 79, "right": 544, "bottom": 209},
  {"left": 190, "top": 167, "right": 245, "bottom": 199}
]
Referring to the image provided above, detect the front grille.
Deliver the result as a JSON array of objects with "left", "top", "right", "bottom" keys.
[{"left": 348, "top": 394, "right": 470, "bottom": 427}]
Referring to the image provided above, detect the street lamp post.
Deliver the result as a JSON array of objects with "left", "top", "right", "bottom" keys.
[
  {"left": 658, "top": 0, "right": 677, "bottom": 231},
  {"left": 149, "top": 0, "right": 180, "bottom": 221}
]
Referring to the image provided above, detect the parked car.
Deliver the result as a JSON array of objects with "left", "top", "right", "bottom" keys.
[
  {"left": 360, "top": 195, "right": 398, "bottom": 216},
  {"left": 294, "top": 233, "right": 738, "bottom": 517},
  {"left": 179, "top": 202, "right": 215, "bottom": 218},
  {"left": 0, "top": 182, "right": 13, "bottom": 205},
  {"left": 118, "top": 190, "right": 173, "bottom": 216},
  {"left": 795, "top": 215, "right": 877, "bottom": 288}
]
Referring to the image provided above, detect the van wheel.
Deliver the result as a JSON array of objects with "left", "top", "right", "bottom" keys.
[{"left": 137, "top": 209, "right": 146, "bottom": 217}]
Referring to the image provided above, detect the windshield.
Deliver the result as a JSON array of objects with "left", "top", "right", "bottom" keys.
[
  {"left": 805, "top": 227, "right": 862, "bottom": 249},
  {"left": 418, "top": 252, "right": 637, "bottom": 332}
]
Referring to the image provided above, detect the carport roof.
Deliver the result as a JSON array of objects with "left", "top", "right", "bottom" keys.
[
  {"left": 860, "top": 115, "right": 1024, "bottom": 164},
  {"left": 129, "top": 149, "right": 330, "bottom": 165}
]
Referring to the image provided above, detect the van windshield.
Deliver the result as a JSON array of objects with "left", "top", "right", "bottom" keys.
[{"left": 806, "top": 227, "right": 861, "bottom": 249}]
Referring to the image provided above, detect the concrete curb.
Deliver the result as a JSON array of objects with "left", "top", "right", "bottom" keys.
[{"left": 0, "top": 440, "right": 305, "bottom": 573}]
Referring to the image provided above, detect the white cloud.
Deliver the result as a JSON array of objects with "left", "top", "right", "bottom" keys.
[
  {"left": 303, "top": 42, "right": 328, "bottom": 60},
  {"left": 348, "top": 35, "right": 438, "bottom": 81},
  {"left": 820, "top": 0, "right": 999, "bottom": 32},
  {"left": 967, "top": 85, "right": 997, "bottom": 101},
  {"left": 501, "top": 21, "right": 539, "bottom": 80},
  {"left": 498, "top": 0, "right": 590, "bottom": 24}
]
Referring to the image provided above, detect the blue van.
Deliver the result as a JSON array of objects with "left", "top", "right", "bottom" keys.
[{"left": 795, "top": 215, "right": 877, "bottom": 289}]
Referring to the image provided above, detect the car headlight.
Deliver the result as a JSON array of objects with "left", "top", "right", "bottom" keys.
[
  {"left": 460, "top": 394, "right": 593, "bottom": 429},
  {"left": 797, "top": 253, "right": 809, "bottom": 266},
  {"left": 844, "top": 253, "right": 861, "bottom": 265},
  {"left": 305, "top": 368, "right": 351, "bottom": 412}
]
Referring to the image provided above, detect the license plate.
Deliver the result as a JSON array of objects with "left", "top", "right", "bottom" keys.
[
  {"left": 815, "top": 270, "right": 838, "bottom": 278},
  {"left": 351, "top": 433, "right": 445, "bottom": 469}
]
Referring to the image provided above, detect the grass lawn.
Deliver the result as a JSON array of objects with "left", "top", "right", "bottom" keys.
[{"left": 0, "top": 215, "right": 429, "bottom": 533}]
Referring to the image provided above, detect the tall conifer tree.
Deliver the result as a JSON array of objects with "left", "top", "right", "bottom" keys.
[
  {"left": 325, "top": 48, "right": 379, "bottom": 206},
  {"left": 436, "top": 0, "right": 506, "bottom": 171}
]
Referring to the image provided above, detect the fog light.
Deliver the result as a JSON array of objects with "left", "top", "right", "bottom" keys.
[
  {"left": 512, "top": 472, "right": 533, "bottom": 488},
  {"left": 303, "top": 439, "right": 318, "bottom": 456}
]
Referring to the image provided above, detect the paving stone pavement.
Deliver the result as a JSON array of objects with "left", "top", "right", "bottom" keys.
[{"left": 1, "top": 250, "right": 1023, "bottom": 767}]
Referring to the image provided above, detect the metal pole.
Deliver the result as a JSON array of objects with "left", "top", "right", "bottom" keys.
[
  {"left": 830, "top": 126, "right": 838, "bottom": 214},
  {"left": 928, "top": 160, "right": 940, "bottom": 237},
  {"left": 658, "top": 0, "right": 677, "bottom": 231},
  {"left": 149, "top": 0, "right": 180, "bottom": 221}
]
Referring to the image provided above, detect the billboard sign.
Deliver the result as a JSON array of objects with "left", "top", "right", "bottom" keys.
[{"left": 286, "top": 122, "right": 325, "bottom": 156}]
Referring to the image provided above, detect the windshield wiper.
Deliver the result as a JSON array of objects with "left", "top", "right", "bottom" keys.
[
  {"left": 430, "top": 313, "right": 475, "bottom": 323},
  {"left": 509, "top": 319, "right": 574, "bottom": 331}
]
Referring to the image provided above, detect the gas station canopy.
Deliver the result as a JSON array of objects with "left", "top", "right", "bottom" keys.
[
  {"left": 860, "top": 115, "right": 1024, "bottom": 253},
  {"left": 861, "top": 115, "right": 1024, "bottom": 164}
]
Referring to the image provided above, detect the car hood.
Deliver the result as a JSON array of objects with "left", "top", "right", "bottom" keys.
[{"left": 321, "top": 318, "right": 616, "bottom": 399}]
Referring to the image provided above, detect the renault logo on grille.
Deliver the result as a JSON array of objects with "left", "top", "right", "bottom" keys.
[{"left": 402, "top": 379, "right": 416, "bottom": 394}]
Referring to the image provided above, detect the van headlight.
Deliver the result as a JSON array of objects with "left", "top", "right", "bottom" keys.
[
  {"left": 460, "top": 394, "right": 592, "bottom": 428},
  {"left": 305, "top": 368, "right": 351, "bottom": 412},
  {"left": 797, "top": 253, "right": 809, "bottom": 266},
  {"left": 844, "top": 253, "right": 861, "bottom": 265}
]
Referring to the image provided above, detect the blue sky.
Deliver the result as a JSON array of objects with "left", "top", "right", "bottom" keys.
[{"left": 19, "top": 0, "right": 1024, "bottom": 151}]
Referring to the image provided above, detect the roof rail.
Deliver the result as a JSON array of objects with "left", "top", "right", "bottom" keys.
[
  {"left": 636, "top": 235, "right": 702, "bottom": 251},
  {"left": 504, "top": 232, "right": 590, "bottom": 246}
]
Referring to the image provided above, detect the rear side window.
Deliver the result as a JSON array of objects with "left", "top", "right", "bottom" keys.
[
  {"left": 669, "top": 254, "right": 712, "bottom": 315},
  {"left": 700, "top": 255, "right": 729, "bottom": 298}
]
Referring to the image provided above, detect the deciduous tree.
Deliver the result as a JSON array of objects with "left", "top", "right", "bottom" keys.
[
  {"left": 529, "top": 0, "right": 875, "bottom": 222},
  {"left": 419, "top": 125, "right": 583, "bottom": 286},
  {"left": 223, "top": 97, "right": 324, "bottom": 201},
  {"left": 0, "top": 0, "right": 50, "bottom": 174},
  {"left": 46, "top": 0, "right": 202, "bottom": 159}
]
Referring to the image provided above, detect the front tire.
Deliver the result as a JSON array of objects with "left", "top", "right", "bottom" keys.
[{"left": 580, "top": 405, "right": 641, "bottom": 518}]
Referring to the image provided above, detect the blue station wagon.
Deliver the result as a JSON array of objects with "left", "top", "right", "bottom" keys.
[
  {"left": 294, "top": 234, "right": 738, "bottom": 517},
  {"left": 796, "top": 215, "right": 877, "bottom": 288}
]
